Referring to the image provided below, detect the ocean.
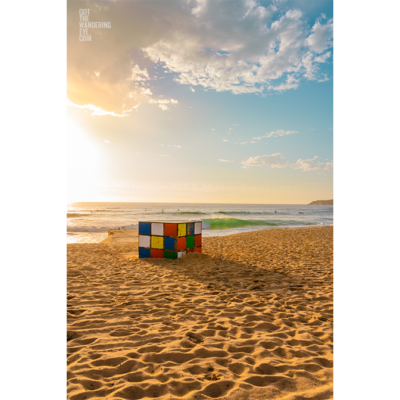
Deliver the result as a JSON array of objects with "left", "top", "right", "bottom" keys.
[{"left": 67, "top": 202, "right": 333, "bottom": 244}]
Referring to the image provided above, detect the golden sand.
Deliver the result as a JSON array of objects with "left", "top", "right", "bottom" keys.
[{"left": 67, "top": 226, "right": 333, "bottom": 400}]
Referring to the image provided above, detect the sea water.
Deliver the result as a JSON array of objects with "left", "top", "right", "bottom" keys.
[{"left": 67, "top": 202, "right": 333, "bottom": 244}]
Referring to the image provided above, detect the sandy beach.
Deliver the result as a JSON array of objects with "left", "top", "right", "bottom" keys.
[{"left": 67, "top": 226, "right": 333, "bottom": 400}]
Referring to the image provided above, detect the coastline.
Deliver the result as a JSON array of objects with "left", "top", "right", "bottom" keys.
[
  {"left": 68, "top": 226, "right": 333, "bottom": 399},
  {"left": 67, "top": 223, "right": 333, "bottom": 244}
]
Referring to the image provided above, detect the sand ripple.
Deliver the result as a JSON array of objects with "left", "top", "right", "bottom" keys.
[{"left": 67, "top": 226, "right": 333, "bottom": 399}]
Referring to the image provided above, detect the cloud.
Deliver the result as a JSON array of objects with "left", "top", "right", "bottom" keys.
[
  {"left": 148, "top": 98, "right": 178, "bottom": 111},
  {"left": 223, "top": 139, "right": 228, "bottom": 142},
  {"left": 293, "top": 156, "right": 333, "bottom": 172},
  {"left": 253, "top": 129, "right": 298, "bottom": 140},
  {"left": 190, "top": 87, "right": 195, "bottom": 92},
  {"left": 306, "top": 17, "right": 333, "bottom": 54},
  {"left": 173, "top": 145, "right": 181, "bottom": 148},
  {"left": 67, "top": 2, "right": 333, "bottom": 115},
  {"left": 242, "top": 153, "right": 290, "bottom": 168},
  {"left": 104, "top": 140, "right": 110, "bottom": 143},
  {"left": 67, "top": 99, "right": 126, "bottom": 117},
  {"left": 219, "top": 159, "right": 233, "bottom": 162},
  {"left": 241, "top": 153, "right": 332, "bottom": 172}
]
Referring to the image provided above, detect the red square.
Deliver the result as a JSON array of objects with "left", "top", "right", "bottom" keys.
[
  {"left": 195, "top": 234, "right": 201, "bottom": 247},
  {"left": 194, "top": 247, "right": 201, "bottom": 253},
  {"left": 187, "top": 248, "right": 194, "bottom": 253},
  {"left": 164, "top": 223, "right": 177, "bottom": 237},
  {"left": 151, "top": 249, "right": 164, "bottom": 258},
  {"left": 177, "top": 236, "right": 186, "bottom": 250}
]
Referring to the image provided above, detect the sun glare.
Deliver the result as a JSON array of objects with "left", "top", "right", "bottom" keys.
[{"left": 67, "top": 118, "right": 101, "bottom": 203}]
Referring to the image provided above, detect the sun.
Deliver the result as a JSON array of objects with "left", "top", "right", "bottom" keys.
[{"left": 67, "top": 117, "right": 101, "bottom": 203}]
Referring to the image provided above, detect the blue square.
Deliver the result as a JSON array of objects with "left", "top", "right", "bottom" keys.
[
  {"left": 139, "top": 247, "right": 151, "bottom": 258},
  {"left": 187, "top": 222, "right": 194, "bottom": 235},
  {"left": 164, "top": 237, "right": 177, "bottom": 251},
  {"left": 139, "top": 222, "right": 151, "bottom": 235}
]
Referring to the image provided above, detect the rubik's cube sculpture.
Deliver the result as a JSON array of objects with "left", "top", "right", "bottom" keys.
[{"left": 138, "top": 220, "right": 202, "bottom": 259}]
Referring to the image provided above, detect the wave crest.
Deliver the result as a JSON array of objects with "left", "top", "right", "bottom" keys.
[{"left": 202, "top": 218, "right": 313, "bottom": 230}]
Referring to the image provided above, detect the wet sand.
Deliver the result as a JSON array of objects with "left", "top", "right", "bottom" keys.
[{"left": 67, "top": 226, "right": 333, "bottom": 400}]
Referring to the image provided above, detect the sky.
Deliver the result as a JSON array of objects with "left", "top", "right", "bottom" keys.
[{"left": 67, "top": 0, "right": 333, "bottom": 204}]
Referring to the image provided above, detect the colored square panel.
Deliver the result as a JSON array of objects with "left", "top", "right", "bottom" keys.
[
  {"left": 139, "top": 222, "right": 151, "bottom": 235},
  {"left": 178, "top": 223, "right": 186, "bottom": 237},
  {"left": 164, "top": 223, "right": 177, "bottom": 237},
  {"left": 139, "top": 235, "right": 150, "bottom": 248},
  {"left": 151, "top": 222, "right": 164, "bottom": 236},
  {"left": 177, "top": 251, "right": 186, "bottom": 258},
  {"left": 164, "top": 237, "right": 177, "bottom": 251},
  {"left": 151, "top": 236, "right": 164, "bottom": 249},
  {"left": 187, "top": 248, "right": 194, "bottom": 253},
  {"left": 186, "top": 236, "right": 194, "bottom": 249},
  {"left": 187, "top": 222, "right": 194, "bottom": 235},
  {"left": 194, "top": 247, "right": 202, "bottom": 253},
  {"left": 177, "top": 236, "right": 186, "bottom": 251},
  {"left": 151, "top": 249, "right": 164, "bottom": 258},
  {"left": 194, "top": 234, "right": 201, "bottom": 247},
  {"left": 164, "top": 250, "right": 177, "bottom": 259},
  {"left": 139, "top": 247, "right": 151, "bottom": 258},
  {"left": 194, "top": 222, "right": 202, "bottom": 235}
]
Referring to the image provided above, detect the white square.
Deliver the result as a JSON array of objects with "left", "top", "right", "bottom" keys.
[
  {"left": 151, "top": 223, "right": 164, "bottom": 236},
  {"left": 178, "top": 251, "right": 186, "bottom": 258},
  {"left": 139, "top": 235, "right": 150, "bottom": 248},
  {"left": 194, "top": 222, "right": 202, "bottom": 235}
]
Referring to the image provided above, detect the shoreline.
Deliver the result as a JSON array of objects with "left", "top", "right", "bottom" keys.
[{"left": 67, "top": 223, "right": 333, "bottom": 244}]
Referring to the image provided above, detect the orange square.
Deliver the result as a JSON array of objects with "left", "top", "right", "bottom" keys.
[
  {"left": 151, "top": 249, "right": 164, "bottom": 258},
  {"left": 177, "top": 236, "right": 186, "bottom": 251},
  {"left": 195, "top": 234, "right": 201, "bottom": 247},
  {"left": 194, "top": 247, "right": 201, "bottom": 253},
  {"left": 164, "top": 223, "right": 177, "bottom": 237}
]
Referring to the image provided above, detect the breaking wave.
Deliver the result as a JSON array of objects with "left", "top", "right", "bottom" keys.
[{"left": 202, "top": 218, "right": 314, "bottom": 230}]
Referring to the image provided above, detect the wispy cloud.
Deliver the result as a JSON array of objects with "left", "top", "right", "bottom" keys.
[
  {"left": 105, "top": 140, "right": 110, "bottom": 143},
  {"left": 241, "top": 153, "right": 332, "bottom": 172},
  {"left": 190, "top": 87, "right": 195, "bottom": 92},
  {"left": 223, "top": 139, "right": 228, "bottom": 142},
  {"left": 67, "top": 99, "right": 127, "bottom": 117},
  {"left": 219, "top": 159, "right": 233, "bottom": 163},
  {"left": 253, "top": 130, "right": 298, "bottom": 140}
]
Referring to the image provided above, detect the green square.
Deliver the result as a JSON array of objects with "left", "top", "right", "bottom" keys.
[
  {"left": 164, "top": 250, "right": 177, "bottom": 259},
  {"left": 186, "top": 236, "right": 194, "bottom": 249}
]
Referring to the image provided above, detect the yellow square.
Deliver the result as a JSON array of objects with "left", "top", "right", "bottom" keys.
[
  {"left": 151, "top": 236, "right": 163, "bottom": 249},
  {"left": 178, "top": 223, "right": 186, "bottom": 237}
]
